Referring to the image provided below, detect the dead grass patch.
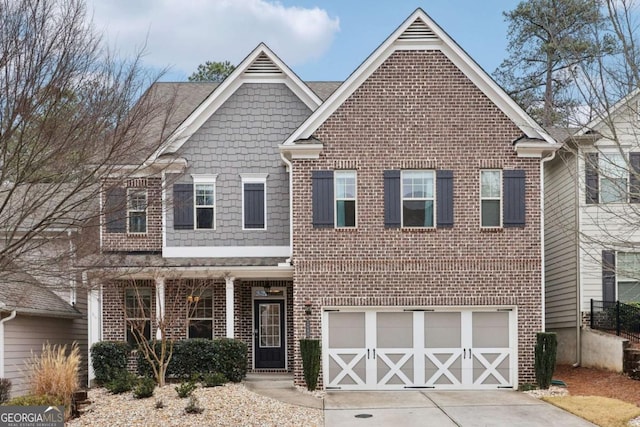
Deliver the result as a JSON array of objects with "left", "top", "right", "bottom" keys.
[{"left": 543, "top": 395, "right": 640, "bottom": 427}]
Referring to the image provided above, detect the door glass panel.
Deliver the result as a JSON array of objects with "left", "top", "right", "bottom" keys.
[
  {"left": 328, "top": 312, "right": 365, "bottom": 348},
  {"left": 472, "top": 312, "right": 509, "bottom": 348},
  {"left": 425, "top": 312, "right": 461, "bottom": 347},
  {"left": 259, "top": 303, "right": 280, "bottom": 348}
]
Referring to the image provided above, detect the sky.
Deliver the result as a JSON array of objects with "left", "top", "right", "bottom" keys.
[{"left": 86, "top": 0, "right": 519, "bottom": 83}]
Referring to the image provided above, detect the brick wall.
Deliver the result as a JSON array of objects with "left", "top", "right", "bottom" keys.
[
  {"left": 290, "top": 50, "right": 543, "bottom": 386},
  {"left": 101, "top": 177, "right": 162, "bottom": 252}
]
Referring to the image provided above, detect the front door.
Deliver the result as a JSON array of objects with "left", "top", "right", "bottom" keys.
[{"left": 254, "top": 300, "right": 285, "bottom": 369}]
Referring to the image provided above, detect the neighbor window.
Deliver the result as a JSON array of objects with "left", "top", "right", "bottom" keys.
[
  {"left": 401, "top": 170, "right": 434, "bottom": 227},
  {"left": 195, "top": 183, "right": 215, "bottom": 229},
  {"left": 617, "top": 252, "right": 640, "bottom": 303},
  {"left": 600, "top": 153, "right": 627, "bottom": 203},
  {"left": 335, "top": 171, "right": 356, "bottom": 228},
  {"left": 127, "top": 189, "right": 147, "bottom": 233},
  {"left": 125, "top": 288, "right": 152, "bottom": 345},
  {"left": 187, "top": 289, "right": 213, "bottom": 339},
  {"left": 481, "top": 170, "right": 501, "bottom": 227}
]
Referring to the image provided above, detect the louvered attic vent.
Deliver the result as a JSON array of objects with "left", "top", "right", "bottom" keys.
[
  {"left": 399, "top": 18, "right": 438, "bottom": 41},
  {"left": 245, "top": 53, "right": 283, "bottom": 75}
]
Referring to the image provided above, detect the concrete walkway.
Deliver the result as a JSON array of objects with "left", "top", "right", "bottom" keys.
[{"left": 243, "top": 374, "right": 596, "bottom": 427}]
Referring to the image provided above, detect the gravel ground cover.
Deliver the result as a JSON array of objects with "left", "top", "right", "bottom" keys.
[{"left": 68, "top": 383, "right": 323, "bottom": 427}]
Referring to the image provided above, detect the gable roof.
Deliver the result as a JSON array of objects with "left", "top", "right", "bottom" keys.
[
  {"left": 152, "top": 43, "right": 325, "bottom": 158},
  {"left": 283, "top": 8, "right": 555, "bottom": 147},
  {"left": 574, "top": 88, "right": 640, "bottom": 138}
]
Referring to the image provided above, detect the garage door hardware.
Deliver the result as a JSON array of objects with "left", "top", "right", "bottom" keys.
[
  {"left": 403, "top": 308, "right": 434, "bottom": 312},
  {"left": 463, "top": 348, "right": 472, "bottom": 359},
  {"left": 367, "top": 348, "right": 376, "bottom": 359}
]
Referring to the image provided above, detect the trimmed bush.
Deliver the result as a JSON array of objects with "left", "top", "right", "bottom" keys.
[
  {"left": 91, "top": 341, "right": 131, "bottom": 385},
  {"left": 5, "top": 394, "right": 64, "bottom": 406},
  {"left": 300, "top": 339, "right": 321, "bottom": 391},
  {"left": 201, "top": 372, "right": 227, "bottom": 387},
  {"left": 105, "top": 371, "right": 137, "bottom": 394},
  {"left": 137, "top": 338, "right": 247, "bottom": 382},
  {"left": 175, "top": 381, "right": 197, "bottom": 398},
  {"left": 0, "top": 379, "right": 11, "bottom": 404},
  {"left": 133, "top": 377, "right": 156, "bottom": 399},
  {"left": 535, "top": 332, "right": 557, "bottom": 389}
]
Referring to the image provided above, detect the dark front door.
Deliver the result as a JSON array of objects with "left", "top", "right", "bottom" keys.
[{"left": 254, "top": 300, "right": 285, "bottom": 369}]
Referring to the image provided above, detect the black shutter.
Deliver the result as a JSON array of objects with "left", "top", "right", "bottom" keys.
[
  {"left": 384, "top": 170, "right": 401, "bottom": 228},
  {"left": 312, "top": 171, "right": 334, "bottom": 228},
  {"left": 436, "top": 170, "right": 454, "bottom": 228},
  {"left": 173, "top": 184, "right": 194, "bottom": 230},
  {"left": 105, "top": 187, "right": 126, "bottom": 233},
  {"left": 602, "top": 250, "right": 616, "bottom": 303},
  {"left": 585, "top": 152, "right": 599, "bottom": 204},
  {"left": 503, "top": 170, "right": 526, "bottom": 228},
  {"left": 629, "top": 152, "right": 640, "bottom": 203},
  {"left": 244, "top": 183, "right": 265, "bottom": 229}
]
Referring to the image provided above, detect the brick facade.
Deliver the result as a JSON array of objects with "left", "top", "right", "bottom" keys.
[
  {"left": 101, "top": 177, "right": 162, "bottom": 252},
  {"left": 290, "top": 50, "right": 543, "bottom": 385}
]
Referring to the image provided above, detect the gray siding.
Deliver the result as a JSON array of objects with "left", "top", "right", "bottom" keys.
[
  {"left": 544, "top": 149, "right": 578, "bottom": 329},
  {"left": 167, "top": 83, "right": 312, "bottom": 247},
  {"left": 4, "top": 315, "right": 81, "bottom": 397}
]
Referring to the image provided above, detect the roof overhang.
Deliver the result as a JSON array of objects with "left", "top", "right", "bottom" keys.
[
  {"left": 88, "top": 265, "right": 294, "bottom": 281},
  {"left": 278, "top": 143, "right": 323, "bottom": 160},
  {"left": 513, "top": 139, "right": 560, "bottom": 158}
]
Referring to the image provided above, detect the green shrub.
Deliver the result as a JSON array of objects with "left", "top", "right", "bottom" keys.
[
  {"left": 133, "top": 377, "right": 155, "bottom": 399},
  {"left": 535, "top": 332, "right": 557, "bottom": 389},
  {"left": 0, "top": 379, "right": 11, "bottom": 404},
  {"left": 175, "top": 381, "right": 197, "bottom": 398},
  {"left": 155, "top": 399, "right": 164, "bottom": 409},
  {"left": 105, "top": 371, "right": 137, "bottom": 394},
  {"left": 137, "top": 338, "right": 247, "bottom": 382},
  {"left": 5, "top": 394, "right": 63, "bottom": 406},
  {"left": 300, "top": 339, "right": 321, "bottom": 391},
  {"left": 184, "top": 395, "right": 203, "bottom": 414},
  {"left": 201, "top": 372, "right": 227, "bottom": 387},
  {"left": 91, "top": 341, "right": 130, "bottom": 385}
]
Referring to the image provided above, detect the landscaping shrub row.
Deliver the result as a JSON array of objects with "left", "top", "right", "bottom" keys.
[{"left": 91, "top": 338, "right": 247, "bottom": 384}]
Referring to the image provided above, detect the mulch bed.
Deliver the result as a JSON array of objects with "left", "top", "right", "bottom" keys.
[{"left": 554, "top": 364, "right": 640, "bottom": 407}]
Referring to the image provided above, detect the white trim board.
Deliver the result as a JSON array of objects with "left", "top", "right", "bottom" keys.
[{"left": 163, "top": 245, "right": 290, "bottom": 258}]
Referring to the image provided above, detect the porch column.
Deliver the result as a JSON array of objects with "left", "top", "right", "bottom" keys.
[
  {"left": 155, "top": 277, "right": 165, "bottom": 340},
  {"left": 225, "top": 276, "right": 235, "bottom": 338}
]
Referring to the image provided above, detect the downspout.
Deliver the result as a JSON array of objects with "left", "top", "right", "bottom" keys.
[
  {"left": 0, "top": 310, "right": 17, "bottom": 378},
  {"left": 574, "top": 151, "right": 583, "bottom": 367},
  {"left": 540, "top": 149, "right": 557, "bottom": 333},
  {"left": 279, "top": 151, "right": 293, "bottom": 264}
]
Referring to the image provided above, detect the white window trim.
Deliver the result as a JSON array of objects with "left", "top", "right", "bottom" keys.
[
  {"left": 124, "top": 288, "right": 152, "bottom": 342},
  {"left": 334, "top": 170, "right": 357, "bottom": 229},
  {"left": 616, "top": 252, "right": 640, "bottom": 303},
  {"left": 401, "top": 170, "right": 435, "bottom": 228},
  {"left": 127, "top": 188, "right": 147, "bottom": 235},
  {"left": 241, "top": 173, "right": 268, "bottom": 231},
  {"left": 598, "top": 151, "right": 629, "bottom": 204},
  {"left": 480, "top": 169, "right": 503, "bottom": 228},
  {"left": 186, "top": 289, "right": 214, "bottom": 339},
  {"left": 192, "top": 174, "right": 218, "bottom": 231}
]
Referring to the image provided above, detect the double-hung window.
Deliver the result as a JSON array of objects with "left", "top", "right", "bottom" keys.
[
  {"left": 335, "top": 171, "right": 356, "bottom": 228},
  {"left": 617, "top": 253, "right": 640, "bottom": 303},
  {"left": 241, "top": 174, "right": 267, "bottom": 230},
  {"left": 401, "top": 170, "right": 434, "bottom": 227},
  {"left": 480, "top": 170, "right": 501, "bottom": 227},
  {"left": 187, "top": 289, "right": 213, "bottom": 339},
  {"left": 195, "top": 183, "right": 215, "bottom": 229},
  {"left": 600, "top": 153, "right": 627, "bottom": 203},
  {"left": 127, "top": 189, "right": 147, "bottom": 234},
  {"left": 125, "top": 288, "right": 151, "bottom": 346}
]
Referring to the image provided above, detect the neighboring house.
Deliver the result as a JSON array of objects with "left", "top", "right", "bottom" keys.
[
  {"left": 545, "top": 91, "right": 640, "bottom": 366},
  {"left": 0, "top": 270, "right": 85, "bottom": 398},
  {"left": 90, "top": 8, "right": 558, "bottom": 390}
]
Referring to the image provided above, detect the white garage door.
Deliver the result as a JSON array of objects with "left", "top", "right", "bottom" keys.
[{"left": 323, "top": 308, "right": 516, "bottom": 390}]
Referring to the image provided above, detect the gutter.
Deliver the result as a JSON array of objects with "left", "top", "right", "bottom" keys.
[
  {"left": 540, "top": 149, "right": 558, "bottom": 332},
  {"left": 0, "top": 310, "right": 17, "bottom": 378},
  {"left": 279, "top": 151, "right": 294, "bottom": 265}
]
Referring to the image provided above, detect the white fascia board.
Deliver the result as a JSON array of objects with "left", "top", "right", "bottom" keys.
[
  {"left": 283, "top": 8, "right": 556, "bottom": 147},
  {"left": 278, "top": 143, "right": 323, "bottom": 159},
  {"left": 514, "top": 141, "right": 560, "bottom": 158},
  {"left": 163, "top": 245, "right": 290, "bottom": 258},
  {"left": 123, "top": 265, "right": 293, "bottom": 280},
  {"left": 153, "top": 43, "right": 321, "bottom": 159}
]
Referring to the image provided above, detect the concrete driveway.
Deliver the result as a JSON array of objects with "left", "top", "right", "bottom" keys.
[{"left": 324, "top": 391, "right": 597, "bottom": 427}]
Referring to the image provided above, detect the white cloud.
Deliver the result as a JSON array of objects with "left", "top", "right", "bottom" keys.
[{"left": 87, "top": 0, "right": 340, "bottom": 78}]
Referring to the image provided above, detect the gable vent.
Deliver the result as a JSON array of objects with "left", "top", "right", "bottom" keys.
[
  {"left": 399, "top": 18, "right": 438, "bottom": 41},
  {"left": 245, "top": 53, "right": 283, "bottom": 75}
]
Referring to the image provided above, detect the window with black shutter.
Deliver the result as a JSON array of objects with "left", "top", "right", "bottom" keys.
[
  {"left": 173, "top": 183, "right": 194, "bottom": 230},
  {"left": 244, "top": 182, "right": 266, "bottom": 229},
  {"left": 312, "top": 171, "right": 334, "bottom": 228},
  {"left": 105, "top": 187, "right": 127, "bottom": 233},
  {"left": 503, "top": 170, "right": 526, "bottom": 228}
]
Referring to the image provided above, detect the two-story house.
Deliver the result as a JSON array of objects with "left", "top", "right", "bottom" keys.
[
  {"left": 545, "top": 91, "right": 640, "bottom": 368},
  {"left": 90, "top": 9, "right": 558, "bottom": 390}
]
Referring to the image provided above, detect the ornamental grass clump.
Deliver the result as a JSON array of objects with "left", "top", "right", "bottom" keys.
[{"left": 27, "top": 342, "right": 80, "bottom": 417}]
